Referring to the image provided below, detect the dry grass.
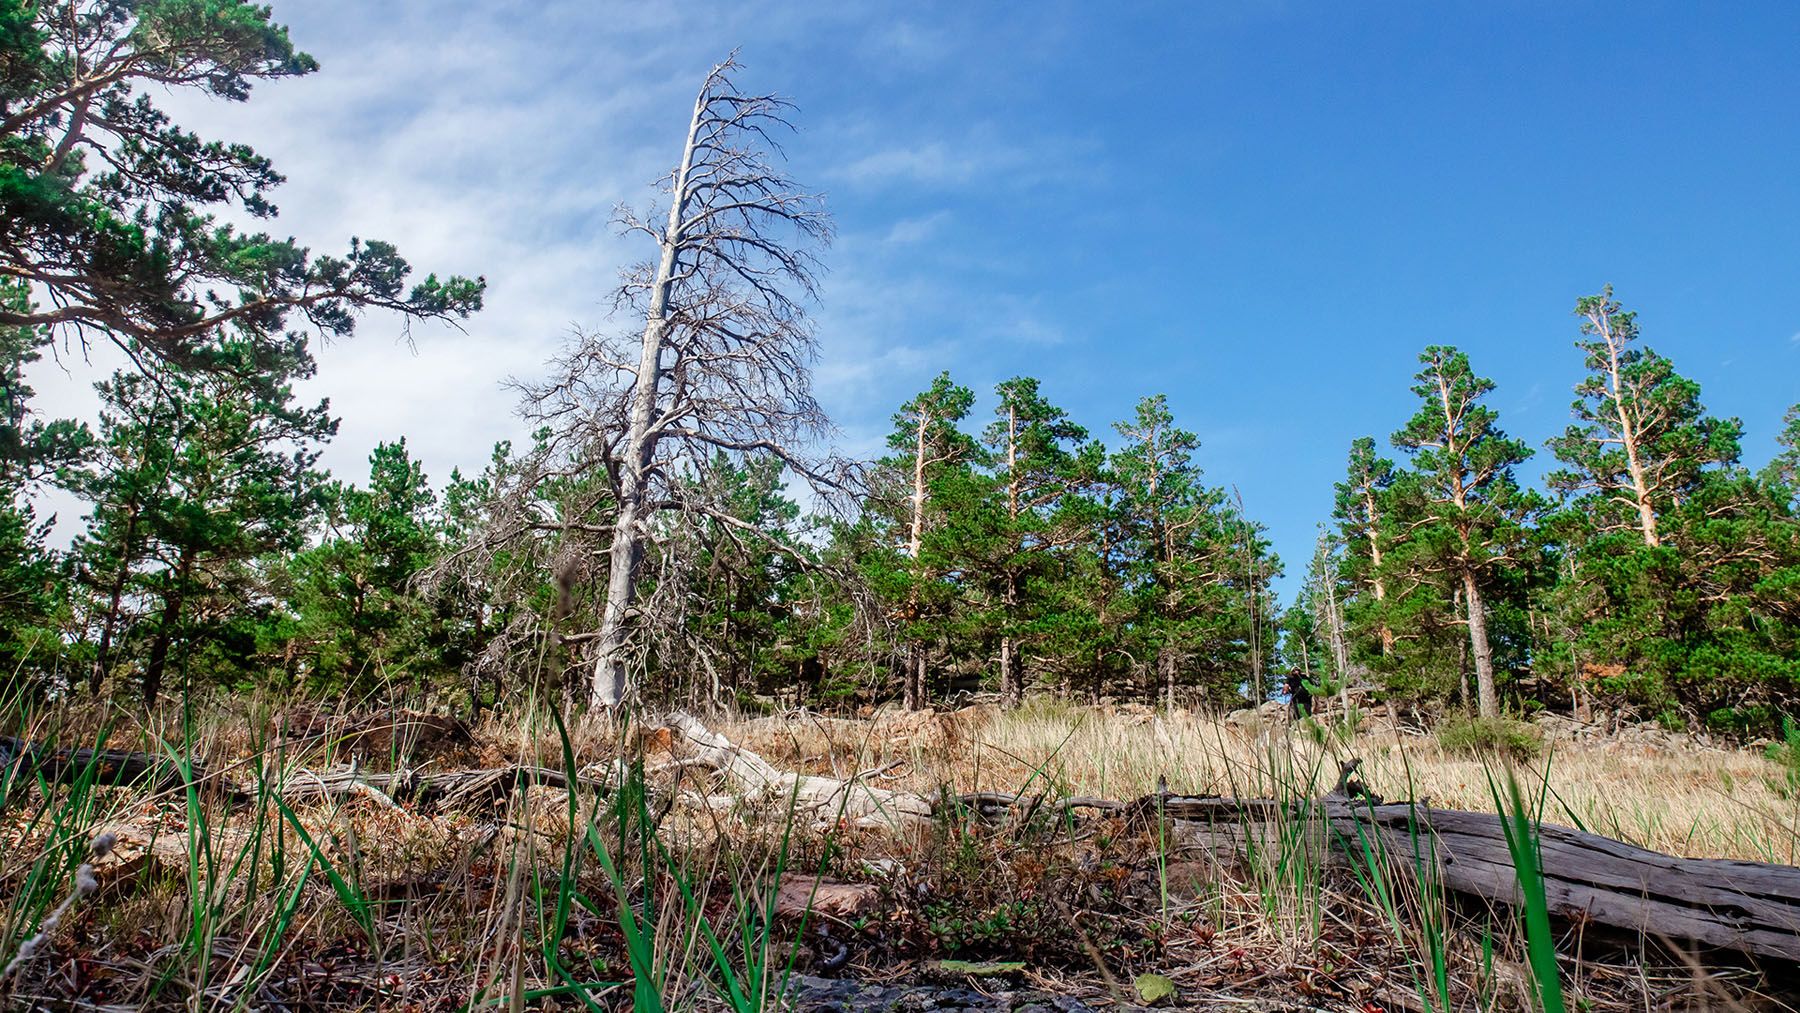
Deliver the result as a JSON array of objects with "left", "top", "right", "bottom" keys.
[
  {"left": 0, "top": 696, "right": 1794, "bottom": 1010},
  {"left": 726, "top": 698, "right": 1800, "bottom": 863}
]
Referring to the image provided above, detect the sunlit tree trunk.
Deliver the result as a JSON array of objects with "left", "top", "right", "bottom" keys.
[{"left": 1584, "top": 302, "right": 1661, "bottom": 547}]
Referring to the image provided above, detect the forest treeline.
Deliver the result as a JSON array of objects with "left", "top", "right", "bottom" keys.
[
  {"left": 4, "top": 298, "right": 1798, "bottom": 733},
  {"left": 2, "top": 5, "right": 1797, "bottom": 736}
]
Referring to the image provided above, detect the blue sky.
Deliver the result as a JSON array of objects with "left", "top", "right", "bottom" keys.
[{"left": 30, "top": 2, "right": 1800, "bottom": 595}]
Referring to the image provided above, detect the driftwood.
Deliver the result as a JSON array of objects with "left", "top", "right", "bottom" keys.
[{"left": 660, "top": 713, "right": 934, "bottom": 829}]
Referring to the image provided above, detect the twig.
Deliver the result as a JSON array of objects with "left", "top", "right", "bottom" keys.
[{"left": 2, "top": 832, "right": 116, "bottom": 980}]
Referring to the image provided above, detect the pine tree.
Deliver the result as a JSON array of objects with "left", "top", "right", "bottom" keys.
[
  {"left": 1332, "top": 437, "right": 1396, "bottom": 659},
  {"left": 0, "top": 282, "right": 91, "bottom": 487},
  {"left": 980, "top": 378, "right": 1088, "bottom": 707},
  {"left": 77, "top": 336, "right": 335, "bottom": 704},
  {"left": 288, "top": 439, "right": 443, "bottom": 695},
  {"left": 1, "top": 3, "right": 481, "bottom": 368},
  {"left": 647, "top": 453, "right": 808, "bottom": 706},
  {"left": 70, "top": 369, "right": 179, "bottom": 693},
  {"left": 1390, "top": 347, "right": 1539, "bottom": 718},
  {"left": 877, "top": 372, "right": 978, "bottom": 709},
  {"left": 1548, "top": 288, "right": 1742, "bottom": 546},
  {"left": 1108, "top": 396, "right": 1261, "bottom": 706},
  {"left": 1763, "top": 403, "right": 1800, "bottom": 502},
  {"left": 0, "top": 281, "right": 87, "bottom": 689}
]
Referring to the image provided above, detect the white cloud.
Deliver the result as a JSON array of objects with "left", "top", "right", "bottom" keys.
[
  {"left": 882, "top": 211, "right": 952, "bottom": 245},
  {"left": 840, "top": 141, "right": 985, "bottom": 187},
  {"left": 22, "top": 0, "right": 1101, "bottom": 533},
  {"left": 25, "top": 1, "right": 807, "bottom": 499}
]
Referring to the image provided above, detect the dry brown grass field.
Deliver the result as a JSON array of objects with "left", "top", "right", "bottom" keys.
[
  {"left": 718, "top": 700, "right": 1799, "bottom": 863},
  {"left": 1, "top": 698, "right": 1796, "bottom": 1011}
]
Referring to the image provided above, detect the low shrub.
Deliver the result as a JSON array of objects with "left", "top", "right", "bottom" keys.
[
  {"left": 1764, "top": 717, "right": 1800, "bottom": 799},
  {"left": 1436, "top": 714, "right": 1543, "bottom": 762}
]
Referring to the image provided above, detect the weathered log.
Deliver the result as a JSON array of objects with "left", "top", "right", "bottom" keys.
[
  {"left": 988, "top": 789, "right": 1800, "bottom": 965},
  {"left": 277, "top": 764, "right": 620, "bottom": 811},
  {"left": 16, "top": 727, "right": 1796, "bottom": 964},
  {"left": 1309, "top": 800, "right": 1800, "bottom": 964},
  {"left": 0, "top": 736, "right": 614, "bottom": 813},
  {"left": 660, "top": 713, "right": 933, "bottom": 830},
  {"left": 0, "top": 736, "right": 247, "bottom": 801}
]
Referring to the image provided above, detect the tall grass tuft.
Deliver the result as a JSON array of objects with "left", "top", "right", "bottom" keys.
[{"left": 1489, "top": 765, "right": 1567, "bottom": 1013}]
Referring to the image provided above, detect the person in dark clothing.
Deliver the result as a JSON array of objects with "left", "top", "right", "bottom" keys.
[{"left": 1284, "top": 670, "right": 1312, "bottom": 718}]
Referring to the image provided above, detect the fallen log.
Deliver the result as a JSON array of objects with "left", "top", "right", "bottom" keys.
[
  {"left": 0, "top": 735, "right": 616, "bottom": 813},
  {"left": 276, "top": 764, "right": 621, "bottom": 811},
  {"left": 0, "top": 736, "right": 248, "bottom": 802},
  {"left": 16, "top": 724, "right": 1795, "bottom": 964},
  {"left": 963, "top": 788, "right": 1800, "bottom": 964},
  {"left": 659, "top": 712, "right": 933, "bottom": 830},
  {"left": 1315, "top": 800, "right": 1800, "bottom": 964}
]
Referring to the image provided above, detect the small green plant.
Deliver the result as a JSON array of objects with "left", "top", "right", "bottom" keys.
[
  {"left": 1437, "top": 714, "right": 1543, "bottom": 762},
  {"left": 1301, "top": 705, "right": 1365, "bottom": 749},
  {"left": 1762, "top": 717, "right": 1800, "bottom": 799}
]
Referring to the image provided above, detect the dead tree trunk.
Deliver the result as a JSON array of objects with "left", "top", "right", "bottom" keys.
[
  {"left": 999, "top": 405, "right": 1022, "bottom": 709},
  {"left": 509, "top": 54, "right": 835, "bottom": 710},
  {"left": 904, "top": 404, "right": 930, "bottom": 712},
  {"left": 589, "top": 72, "right": 708, "bottom": 710}
]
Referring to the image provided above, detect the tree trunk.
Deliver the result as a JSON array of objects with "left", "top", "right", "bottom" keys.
[
  {"left": 1362, "top": 488, "right": 1394, "bottom": 654},
  {"left": 1000, "top": 407, "right": 1022, "bottom": 710},
  {"left": 908, "top": 410, "right": 929, "bottom": 562},
  {"left": 91, "top": 568, "right": 129, "bottom": 694},
  {"left": 999, "top": 634, "right": 1018, "bottom": 708},
  {"left": 1322, "top": 563, "right": 1351, "bottom": 715},
  {"left": 590, "top": 78, "right": 709, "bottom": 710},
  {"left": 1158, "top": 647, "right": 1176, "bottom": 710},
  {"left": 901, "top": 404, "right": 932, "bottom": 711},
  {"left": 904, "top": 649, "right": 926, "bottom": 711},
  {"left": 1461, "top": 569, "right": 1498, "bottom": 718},
  {"left": 89, "top": 505, "right": 143, "bottom": 694},
  {"left": 1596, "top": 310, "right": 1661, "bottom": 548},
  {"left": 999, "top": 572, "right": 1023, "bottom": 708},
  {"left": 142, "top": 550, "right": 193, "bottom": 707}
]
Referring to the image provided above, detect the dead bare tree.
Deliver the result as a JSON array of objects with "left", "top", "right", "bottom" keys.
[{"left": 507, "top": 55, "right": 843, "bottom": 709}]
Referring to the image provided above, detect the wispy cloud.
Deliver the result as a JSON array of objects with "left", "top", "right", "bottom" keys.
[
  {"left": 882, "top": 211, "right": 952, "bottom": 245},
  {"left": 24, "top": 0, "right": 1100, "bottom": 539},
  {"left": 839, "top": 141, "right": 994, "bottom": 187},
  {"left": 829, "top": 123, "right": 1096, "bottom": 192}
]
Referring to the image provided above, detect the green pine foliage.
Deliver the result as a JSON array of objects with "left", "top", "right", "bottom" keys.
[{"left": 0, "top": 1, "right": 482, "bottom": 369}]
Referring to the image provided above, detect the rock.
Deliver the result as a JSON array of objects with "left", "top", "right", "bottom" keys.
[
  {"left": 1224, "top": 700, "right": 1288, "bottom": 728},
  {"left": 90, "top": 819, "right": 253, "bottom": 886},
  {"left": 1133, "top": 972, "right": 1178, "bottom": 1006},
  {"left": 773, "top": 874, "right": 882, "bottom": 921}
]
